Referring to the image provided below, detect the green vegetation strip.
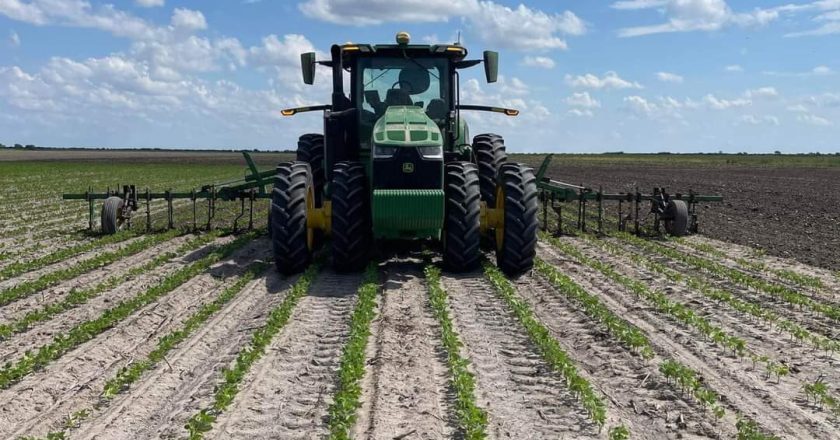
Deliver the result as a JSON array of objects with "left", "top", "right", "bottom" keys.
[
  {"left": 0, "top": 230, "right": 138, "bottom": 281},
  {"left": 584, "top": 234, "right": 839, "bottom": 354},
  {"left": 424, "top": 265, "right": 488, "bottom": 439},
  {"left": 535, "top": 258, "right": 654, "bottom": 359},
  {"left": 0, "top": 232, "right": 222, "bottom": 341},
  {"left": 673, "top": 238, "right": 824, "bottom": 290},
  {"left": 184, "top": 261, "right": 321, "bottom": 439},
  {"left": 617, "top": 232, "right": 840, "bottom": 321},
  {"left": 542, "top": 233, "right": 792, "bottom": 381},
  {"left": 0, "top": 230, "right": 180, "bottom": 307},
  {"left": 0, "top": 233, "right": 257, "bottom": 390},
  {"left": 482, "top": 261, "right": 607, "bottom": 428},
  {"left": 803, "top": 379, "right": 840, "bottom": 417},
  {"left": 33, "top": 262, "right": 269, "bottom": 440},
  {"left": 327, "top": 263, "right": 380, "bottom": 439}
]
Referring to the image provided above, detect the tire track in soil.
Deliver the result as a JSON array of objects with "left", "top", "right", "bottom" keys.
[
  {"left": 354, "top": 263, "right": 458, "bottom": 439},
  {"left": 208, "top": 270, "right": 360, "bottom": 439},
  {"left": 0, "top": 234, "right": 202, "bottom": 325},
  {"left": 538, "top": 241, "right": 837, "bottom": 439},
  {"left": 0, "top": 239, "right": 267, "bottom": 439},
  {"left": 0, "top": 235, "right": 230, "bottom": 364},
  {"left": 69, "top": 270, "right": 295, "bottom": 440},
  {"left": 441, "top": 273, "right": 600, "bottom": 439},
  {"left": 613, "top": 237, "right": 840, "bottom": 342},
  {"left": 579, "top": 238, "right": 840, "bottom": 405},
  {"left": 515, "top": 272, "right": 730, "bottom": 439}
]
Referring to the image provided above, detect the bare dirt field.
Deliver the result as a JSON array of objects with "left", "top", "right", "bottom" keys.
[{"left": 0, "top": 149, "right": 838, "bottom": 439}]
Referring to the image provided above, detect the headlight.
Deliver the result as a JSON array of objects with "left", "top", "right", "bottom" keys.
[
  {"left": 374, "top": 145, "right": 397, "bottom": 158},
  {"left": 418, "top": 146, "right": 443, "bottom": 159}
]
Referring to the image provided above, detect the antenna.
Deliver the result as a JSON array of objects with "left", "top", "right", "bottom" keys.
[{"left": 457, "top": 31, "right": 461, "bottom": 46}]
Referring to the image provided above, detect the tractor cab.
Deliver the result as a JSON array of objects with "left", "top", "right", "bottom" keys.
[{"left": 276, "top": 32, "right": 537, "bottom": 276}]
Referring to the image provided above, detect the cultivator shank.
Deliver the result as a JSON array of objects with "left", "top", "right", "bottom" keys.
[
  {"left": 535, "top": 154, "right": 723, "bottom": 236},
  {"left": 62, "top": 152, "right": 273, "bottom": 233}
]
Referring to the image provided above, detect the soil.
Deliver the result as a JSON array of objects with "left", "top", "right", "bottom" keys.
[{"left": 523, "top": 159, "right": 840, "bottom": 271}]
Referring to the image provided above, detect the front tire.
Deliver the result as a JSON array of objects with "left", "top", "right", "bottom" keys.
[
  {"left": 271, "top": 162, "right": 313, "bottom": 275},
  {"left": 443, "top": 162, "right": 481, "bottom": 272},
  {"left": 331, "top": 162, "right": 371, "bottom": 272},
  {"left": 495, "top": 163, "right": 539, "bottom": 276},
  {"left": 664, "top": 200, "right": 689, "bottom": 237}
]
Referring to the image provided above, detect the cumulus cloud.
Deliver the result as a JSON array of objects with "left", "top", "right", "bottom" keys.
[
  {"left": 744, "top": 87, "right": 778, "bottom": 99},
  {"left": 171, "top": 8, "right": 207, "bottom": 31},
  {"left": 8, "top": 30, "right": 19, "bottom": 47},
  {"left": 740, "top": 114, "right": 780, "bottom": 126},
  {"left": 703, "top": 94, "right": 751, "bottom": 110},
  {"left": 763, "top": 65, "right": 834, "bottom": 77},
  {"left": 298, "top": 0, "right": 586, "bottom": 51},
  {"left": 565, "top": 92, "right": 600, "bottom": 109},
  {"left": 725, "top": 64, "right": 744, "bottom": 72},
  {"left": 656, "top": 72, "right": 683, "bottom": 83},
  {"left": 522, "top": 56, "right": 555, "bottom": 69},
  {"left": 797, "top": 113, "right": 833, "bottom": 126},
  {"left": 565, "top": 72, "right": 643, "bottom": 90}
]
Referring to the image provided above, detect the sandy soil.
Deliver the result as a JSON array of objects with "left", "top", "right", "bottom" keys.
[
  {"left": 442, "top": 272, "right": 601, "bottom": 439},
  {"left": 354, "top": 263, "right": 458, "bottom": 439}
]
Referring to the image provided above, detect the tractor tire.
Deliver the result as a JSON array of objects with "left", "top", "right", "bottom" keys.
[
  {"left": 473, "top": 134, "right": 508, "bottom": 207},
  {"left": 296, "top": 134, "right": 325, "bottom": 205},
  {"left": 331, "top": 161, "right": 371, "bottom": 272},
  {"left": 271, "top": 162, "right": 313, "bottom": 275},
  {"left": 101, "top": 196, "right": 124, "bottom": 235},
  {"left": 495, "top": 163, "right": 539, "bottom": 276},
  {"left": 664, "top": 200, "right": 689, "bottom": 237},
  {"left": 443, "top": 162, "right": 481, "bottom": 272}
]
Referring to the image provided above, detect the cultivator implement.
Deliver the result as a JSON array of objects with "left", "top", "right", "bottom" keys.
[
  {"left": 535, "top": 154, "right": 724, "bottom": 236},
  {"left": 62, "top": 152, "right": 274, "bottom": 233}
]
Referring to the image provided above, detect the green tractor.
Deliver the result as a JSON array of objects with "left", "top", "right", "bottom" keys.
[{"left": 273, "top": 32, "right": 538, "bottom": 276}]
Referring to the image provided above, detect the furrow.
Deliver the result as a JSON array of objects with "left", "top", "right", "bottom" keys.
[
  {"left": 208, "top": 270, "right": 360, "bottom": 439},
  {"left": 515, "top": 271, "right": 731, "bottom": 438},
  {"left": 68, "top": 270, "right": 293, "bottom": 440},
  {"left": 354, "top": 263, "right": 457, "bottom": 439},
  {"left": 441, "top": 273, "right": 600, "bottom": 439},
  {"left": 538, "top": 241, "right": 838, "bottom": 439},
  {"left": 0, "top": 238, "right": 266, "bottom": 438}
]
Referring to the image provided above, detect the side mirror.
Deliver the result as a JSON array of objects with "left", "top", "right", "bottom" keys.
[
  {"left": 483, "top": 51, "right": 498, "bottom": 83},
  {"left": 301, "top": 52, "right": 316, "bottom": 85}
]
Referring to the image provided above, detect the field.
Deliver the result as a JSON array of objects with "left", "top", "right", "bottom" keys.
[{"left": 0, "top": 149, "right": 838, "bottom": 439}]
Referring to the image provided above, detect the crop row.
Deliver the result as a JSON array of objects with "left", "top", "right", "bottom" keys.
[
  {"left": 184, "top": 260, "right": 321, "bottom": 438},
  {"left": 0, "top": 232, "right": 257, "bottom": 389},
  {"left": 0, "top": 231, "right": 222, "bottom": 340}
]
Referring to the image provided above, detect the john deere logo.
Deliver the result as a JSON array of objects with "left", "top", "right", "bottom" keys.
[{"left": 402, "top": 163, "right": 415, "bottom": 173}]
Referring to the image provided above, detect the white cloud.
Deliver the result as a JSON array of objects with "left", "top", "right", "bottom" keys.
[
  {"left": 565, "top": 92, "right": 600, "bottom": 109},
  {"left": 797, "top": 113, "right": 833, "bottom": 126},
  {"left": 703, "top": 94, "right": 751, "bottom": 110},
  {"left": 656, "top": 71, "right": 683, "bottom": 83},
  {"left": 787, "top": 104, "right": 809, "bottom": 113},
  {"left": 565, "top": 72, "right": 643, "bottom": 90},
  {"left": 623, "top": 95, "right": 659, "bottom": 116},
  {"left": 298, "top": 0, "right": 585, "bottom": 51},
  {"left": 522, "top": 56, "right": 555, "bottom": 69},
  {"left": 763, "top": 65, "right": 835, "bottom": 77},
  {"left": 567, "top": 109, "right": 594, "bottom": 117},
  {"left": 612, "top": 0, "right": 791, "bottom": 37},
  {"left": 171, "top": 8, "right": 207, "bottom": 31},
  {"left": 8, "top": 30, "right": 19, "bottom": 47},
  {"left": 725, "top": 64, "right": 744, "bottom": 72},
  {"left": 744, "top": 87, "right": 778, "bottom": 99},
  {"left": 740, "top": 114, "right": 780, "bottom": 126},
  {"left": 135, "top": 0, "right": 164, "bottom": 7}
]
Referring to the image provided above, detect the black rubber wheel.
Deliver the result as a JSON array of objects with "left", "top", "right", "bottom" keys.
[
  {"left": 664, "top": 200, "right": 689, "bottom": 237},
  {"left": 331, "top": 162, "right": 371, "bottom": 272},
  {"left": 271, "top": 162, "right": 313, "bottom": 275},
  {"left": 472, "top": 133, "right": 508, "bottom": 207},
  {"left": 101, "top": 197, "right": 124, "bottom": 235},
  {"left": 296, "top": 134, "right": 325, "bottom": 204},
  {"left": 443, "top": 162, "right": 481, "bottom": 272},
  {"left": 495, "top": 163, "right": 539, "bottom": 277}
]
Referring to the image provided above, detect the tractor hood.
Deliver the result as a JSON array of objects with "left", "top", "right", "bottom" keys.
[{"left": 372, "top": 106, "right": 443, "bottom": 148}]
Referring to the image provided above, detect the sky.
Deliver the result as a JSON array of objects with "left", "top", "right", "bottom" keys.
[{"left": 0, "top": 0, "right": 838, "bottom": 153}]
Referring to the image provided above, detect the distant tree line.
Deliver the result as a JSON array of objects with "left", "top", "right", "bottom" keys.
[{"left": 0, "top": 143, "right": 37, "bottom": 149}]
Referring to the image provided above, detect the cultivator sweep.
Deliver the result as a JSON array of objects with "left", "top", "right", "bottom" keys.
[
  {"left": 535, "top": 154, "right": 724, "bottom": 236},
  {"left": 62, "top": 151, "right": 273, "bottom": 233}
]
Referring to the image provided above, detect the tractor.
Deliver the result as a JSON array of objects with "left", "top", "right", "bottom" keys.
[{"left": 273, "top": 32, "right": 538, "bottom": 276}]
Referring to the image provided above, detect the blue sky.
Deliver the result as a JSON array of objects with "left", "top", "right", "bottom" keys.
[{"left": 0, "top": 0, "right": 838, "bottom": 153}]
